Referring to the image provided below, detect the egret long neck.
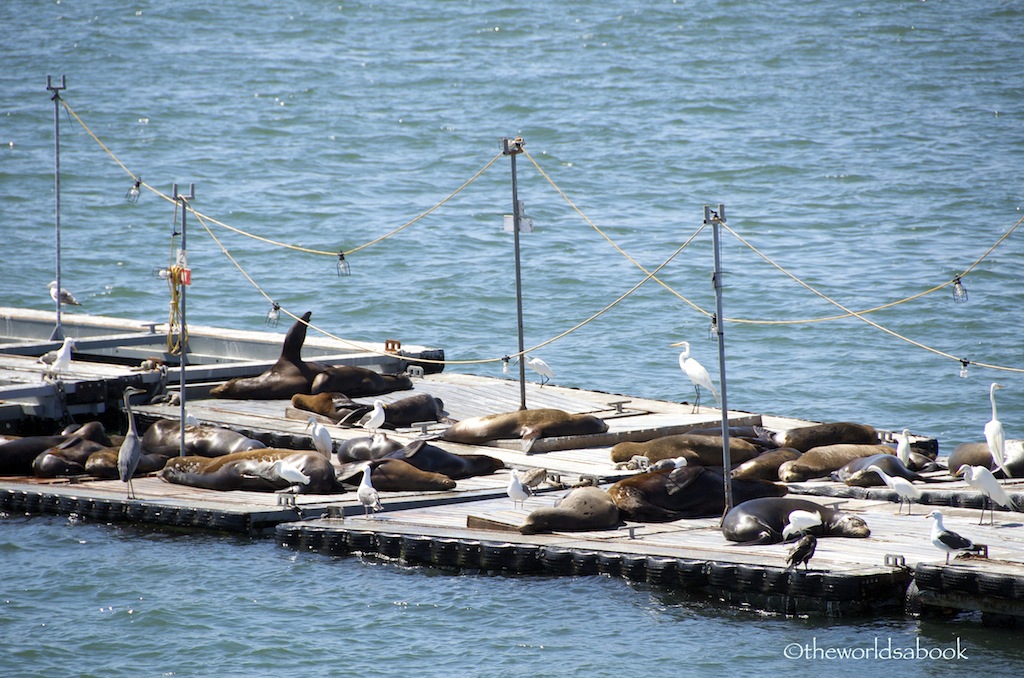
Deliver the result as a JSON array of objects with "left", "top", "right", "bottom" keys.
[{"left": 990, "top": 385, "right": 999, "bottom": 420}]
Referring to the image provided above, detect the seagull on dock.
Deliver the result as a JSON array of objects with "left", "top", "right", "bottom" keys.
[
  {"left": 786, "top": 533, "right": 817, "bottom": 571},
  {"left": 305, "top": 416, "right": 333, "bottom": 458},
  {"left": 507, "top": 470, "right": 532, "bottom": 509},
  {"left": 671, "top": 341, "right": 718, "bottom": 414},
  {"left": 866, "top": 464, "right": 922, "bottom": 514},
  {"left": 117, "top": 386, "right": 146, "bottom": 499},
  {"left": 782, "top": 509, "right": 822, "bottom": 540},
  {"left": 958, "top": 464, "right": 1016, "bottom": 525},
  {"left": 927, "top": 510, "right": 982, "bottom": 564},
  {"left": 48, "top": 280, "right": 82, "bottom": 306},
  {"left": 524, "top": 355, "right": 554, "bottom": 386},
  {"left": 366, "top": 400, "right": 386, "bottom": 433},
  {"left": 39, "top": 337, "right": 76, "bottom": 379},
  {"left": 358, "top": 463, "right": 383, "bottom": 517},
  {"left": 985, "top": 382, "right": 1009, "bottom": 478}
]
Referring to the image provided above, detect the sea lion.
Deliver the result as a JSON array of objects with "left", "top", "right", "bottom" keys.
[
  {"left": 60, "top": 420, "right": 113, "bottom": 447},
  {"left": 160, "top": 448, "right": 340, "bottom": 493},
  {"left": 0, "top": 421, "right": 114, "bottom": 476},
  {"left": 610, "top": 434, "right": 761, "bottom": 466},
  {"left": 31, "top": 436, "right": 111, "bottom": 477},
  {"left": 721, "top": 497, "right": 870, "bottom": 545},
  {"left": 355, "top": 393, "right": 448, "bottom": 429},
  {"left": 383, "top": 439, "right": 503, "bottom": 480},
  {"left": 84, "top": 448, "right": 171, "bottom": 479},
  {"left": 310, "top": 365, "right": 413, "bottom": 397},
  {"left": 768, "top": 421, "right": 878, "bottom": 452},
  {"left": 607, "top": 465, "right": 788, "bottom": 521},
  {"left": 141, "top": 419, "right": 266, "bottom": 457},
  {"left": 947, "top": 440, "right": 1024, "bottom": 478},
  {"left": 519, "top": 486, "right": 622, "bottom": 534},
  {"left": 777, "top": 444, "right": 894, "bottom": 482},
  {"left": 832, "top": 453, "right": 939, "bottom": 487},
  {"left": 337, "top": 433, "right": 406, "bottom": 462},
  {"left": 440, "top": 409, "right": 608, "bottom": 450},
  {"left": 336, "top": 458, "right": 456, "bottom": 491},
  {"left": 730, "top": 448, "right": 802, "bottom": 482},
  {"left": 210, "top": 312, "right": 328, "bottom": 400}
]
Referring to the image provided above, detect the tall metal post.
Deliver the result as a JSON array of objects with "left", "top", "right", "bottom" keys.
[
  {"left": 707, "top": 203, "right": 733, "bottom": 514},
  {"left": 47, "top": 75, "right": 66, "bottom": 341},
  {"left": 502, "top": 137, "right": 527, "bottom": 410},
  {"left": 172, "top": 183, "right": 195, "bottom": 457}
]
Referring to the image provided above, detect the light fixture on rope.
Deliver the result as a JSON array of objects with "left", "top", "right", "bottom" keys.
[
  {"left": 959, "top": 359, "right": 970, "bottom": 379},
  {"left": 502, "top": 355, "right": 510, "bottom": 374},
  {"left": 708, "top": 313, "right": 718, "bottom": 340},
  {"left": 265, "top": 301, "right": 281, "bottom": 328},
  {"left": 125, "top": 178, "right": 141, "bottom": 204},
  {"left": 337, "top": 251, "right": 351, "bottom": 276},
  {"left": 952, "top": 275, "right": 968, "bottom": 303}
]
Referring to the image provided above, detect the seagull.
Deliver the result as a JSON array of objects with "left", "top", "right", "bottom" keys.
[
  {"left": 272, "top": 458, "right": 311, "bottom": 490},
  {"left": 48, "top": 280, "right": 81, "bottom": 306},
  {"left": 117, "top": 386, "right": 146, "bottom": 499},
  {"left": 507, "top": 470, "right": 532, "bottom": 509},
  {"left": 672, "top": 341, "right": 718, "bottom": 414},
  {"left": 358, "top": 464, "right": 383, "bottom": 517},
  {"left": 365, "top": 400, "right": 386, "bottom": 432},
  {"left": 927, "top": 510, "right": 980, "bottom": 564},
  {"left": 782, "top": 509, "right": 822, "bottom": 540},
  {"left": 524, "top": 355, "right": 554, "bottom": 386},
  {"left": 866, "top": 464, "right": 922, "bottom": 514},
  {"left": 305, "top": 416, "right": 333, "bottom": 458},
  {"left": 958, "top": 464, "right": 1016, "bottom": 525},
  {"left": 39, "top": 337, "right": 76, "bottom": 379},
  {"left": 786, "top": 533, "right": 817, "bottom": 571},
  {"left": 985, "top": 382, "right": 1008, "bottom": 478},
  {"left": 896, "top": 429, "right": 912, "bottom": 466}
]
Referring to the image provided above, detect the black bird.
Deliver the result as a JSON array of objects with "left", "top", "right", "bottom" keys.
[{"left": 786, "top": 533, "right": 817, "bottom": 570}]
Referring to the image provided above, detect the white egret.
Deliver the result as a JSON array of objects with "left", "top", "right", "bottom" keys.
[
  {"left": 305, "top": 416, "right": 333, "bottom": 458},
  {"left": 47, "top": 280, "right": 81, "bottom": 306},
  {"left": 896, "top": 429, "right": 911, "bottom": 466},
  {"left": 273, "top": 459, "right": 311, "bottom": 489},
  {"left": 958, "top": 464, "right": 1016, "bottom": 525},
  {"left": 366, "top": 400, "right": 386, "bottom": 432},
  {"left": 866, "top": 464, "right": 922, "bottom": 514},
  {"left": 672, "top": 341, "right": 717, "bottom": 413},
  {"left": 786, "top": 534, "right": 817, "bottom": 571},
  {"left": 507, "top": 470, "right": 532, "bottom": 509},
  {"left": 927, "top": 510, "right": 979, "bottom": 564},
  {"left": 985, "top": 382, "right": 1008, "bottom": 478},
  {"left": 524, "top": 355, "right": 554, "bottom": 386},
  {"left": 39, "top": 337, "right": 76, "bottom": 379},
  {"left": 782, "top": 509, "right": 822, "bottom": 540},
  {"left": 117, "top": 386, "right": 147, "bottom": 499},
  {"left": 358, "top": 464, "right": 383, "bottom": 517}
]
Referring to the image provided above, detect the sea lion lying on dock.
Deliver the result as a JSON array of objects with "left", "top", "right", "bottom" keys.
[
  {"left": 767, "top": 421, "right": 878, "bottom": 453},
  {"left": 730, "top": 448, "right": 802, "bottom": 482},
  {"left": 142, "top": 419, "right": 266, "bottom": 457},
  {"left": 777, "top": 444, "right": 894, "bottom": 482},
  {"left": 31, "top": 436, "right": 115, "bottom": 478},
  {"left": 336, "top": 458, "right": 456, "bottom": 491},
  {"left": 337, "top": 433, "right": 406, "bottom": 461},
  {"left": 519, "top": 486, "right": 622, "bottom": 535},
  {"left": 610, "top": 433, "right": 761, "bottom": 467},
  {"left": 947, "top": 440, "right": 1024, "bottom": 478},
  {"left": 310, "top": 365, "right": 413, "bottom": 397},
  {"left": 83, "top": 447, "right": 171, "bottom": 479},
  {"left": 721, "top": 497, "right": 870, "bottom": 545},
  {"left": 0, "top": 421, "right": 113, "bottom": 475},
  {"left": 356, "top": 394, "right": 449, "bottom": 429},
  {"left": 440, "top": 408, "right": 608, "bottom": 451},
  {"left": 832, "top": 453, "right": 939, "bottom": 487},
  {"left": 607, "top": 465, "right": 788, "bottom": 521},
  {"left": 160, "top": 449, "right": 340, "bottom": 493}
]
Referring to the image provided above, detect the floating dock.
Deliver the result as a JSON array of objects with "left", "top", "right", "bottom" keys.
[{"left": 2, "top": 308, "right": 1023, "bottom": 625}]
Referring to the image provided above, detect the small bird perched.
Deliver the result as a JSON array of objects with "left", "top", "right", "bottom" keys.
[
  {"left": 117, "top": 386, "right": 147, "bottom": 499},
  {"left": 782, "top": 509, "right": 822, "bottom": 540},
  {"left": 48, "top": 280, "right": 81, "bottom": 306},
  {"left": 866, "top": 464, "right": 922, "bottom": 515},
  {"left": 38, "top": 337, "right": 76, "bottom": 379},
  {"left": 519, "top": 467, "right": 549, "bottom": 490},
  {"left": 507, "top": 470, "right": 532, "bottom": 509},
  {"left": 524, "top": 355, "right": 554, "bottom": 386},
  {"left": 927, "top": 510, "right": 982, "bottom": 564},
  {"left": 786, "top": 533, "right": 817, "bottom": 571},
  {"left": 672, "top": 341, "right": 718, "bottom": 414},
  {"left": 365, "top": 400, "right": 386, "bottom": 432},
  {"left": 985, "top": 382, "right": 1008, "bottom": 478},
  {"left": 358, "top": 464, "right": 383, "bottom": 517},
  {"left": 958, "top": 464, "right": 1017, "bottom": 525},
  {"left": 305, "top": 416, "right": 333, "bottom": 458}
]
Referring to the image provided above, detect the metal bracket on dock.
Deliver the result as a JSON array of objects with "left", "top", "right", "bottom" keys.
[
  {"left": 884, "top": 553, "right": 907, "bottom": 568},
  {"left": 607, "top": 400, "right": 631, "bottom": 414},
  {"left": 414, "top": 420, "right": 433, "bottom": 434},
  {"left": 406, "top": 365, "right": 425, "bottom": 378},
  {"left": 276, "top": 494, "right": 297, "bottom": 507}
]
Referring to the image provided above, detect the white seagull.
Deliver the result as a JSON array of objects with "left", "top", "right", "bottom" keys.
[
  {"left": 366, "top": 400, "right": 386, "bottom": 432},
  {"left": 358, "top": 464, "right": 383, "bottom": 517},
  {"left": 927, "top": 510, "right": 979, "bottom": 564},
  {"left": 507, "top": 470, "right": 532, "bottom": 509},
  {"left": 672, "top": 341, "right": 718, "bottom": 414},
  {"left": 524, "top": 355, "right": 554, "bottom": 386},
  {"left": 39, "top": 337, "right": 76, "bottom": 379},
  {"left": 866, "top": 464, "right": 922, "bottom": 515},
  {"left": 958, "top": 464, "right": 1016, "bottom": 525},
  {"left": 985, "top": 382, "right": 1008, "bottom": 478},
  {"left": 305, "top": 416, "right": 333, "bottom": 458},
  {"left": 48, "top": 280, "right": 82, "bottom": 306},
  {"left": 896, "top": 429, "right": 912, "bottom": 466},
  {"left": 782, "top": 509, "right": 822, "bottom": 540}
]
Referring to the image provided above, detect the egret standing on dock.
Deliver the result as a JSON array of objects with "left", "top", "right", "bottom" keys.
[
  {"left": 866, "top": 464, "right": 922, "bottom": 514},
  {"left": 985, "top": 382, "right": 1008, "bottom": 478},
  {"left": 927, "top": 510, "right": 981, "bottom": 564},
  {"left": 896, "top": 429, "right": 912, "bottom": 466},
  {"left": 358, "top": 463, "right": 383, "bottom": 517},
  {"left": 782, "top": 509, "right": 822, "bottom": 540},
  {"left": 48, "top": 280, "right": 81, "bottom": 306},
  {"left": 306, "top": 416, "right": 333, "bottom": 458},
  {"left": 117, "top": 386, "right": 146, "bottom": 499},
  {"left": 273, "top": 459, "right": 311, "bottom": 491},
  {"left": 523, "top": 355, "right": 554, "bottom": 386},
  {"left": 958, "top": 464, "right": 1016, "bottom": 525},
  {"left": 672, "top": 341, "right": 717, "bottom": 414}
]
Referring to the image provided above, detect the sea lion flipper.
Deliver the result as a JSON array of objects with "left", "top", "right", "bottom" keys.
[
  {"left": 280, "top": 311, "right": 312, "bottom": 362},
  {"left": 664, "top": 465, "right": 703, "bottom": 495}
]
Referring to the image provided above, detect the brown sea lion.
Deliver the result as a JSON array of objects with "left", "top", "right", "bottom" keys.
[
  {"left": 142, "top": 419, "right": 266, "bottom": 457},
  {"left": 730, "top": 448, "right": 802, "bottom": 482},
  {"left": 947, "top": 440, "right": 1024, "bottom": 478},
  {"left": 778, "top": 444, "right": 893, "bottom": 482},
  {"left": 519, "top": 486, "right": 622, "bottom": 534},
  {"left": 31, "top": 436, "right": 111, "bottom": 477},
  {"left": 721, "top": 497, "right": 870, "bottom": 544},
  {"left": 336, "top": 458, "right": 456, "bottom": 491},
  {"left": 0, "top": 421, "right": 113, "bottom": 476},
  {"left": 768, "top": 421, "right": 878, "bottom": 452},
  {"left": 310, "top": 365, "right": 413, "bottom": 397},
  {"left": 84, "top": 448, "right": 171, "bottom": 479},
  {"left": 607, "top": 465, "right": 788, "bottom": 521},
  {"left": 210, "top": 312, "right": 328, "bottom": 400},
  {"left": 355, "top": 393, "right": 448, "bottom": 429},
  {"left": 337, "top": 433, "right": 406, "bottom": 462},
  {"left": 441, "top": 408, "right": 608, "bottom": 451},
  {"left": 160, "top": 448, "right": 339, "bottom": 493},
  {"left": 832, "top": 453, "right": 940, "bottom": 487},
  {"left": 383, "top": 439, "right": 503, "bottom": 480},
  {"left": 610, "top": 434, "right": 761, "bottom": 466}
]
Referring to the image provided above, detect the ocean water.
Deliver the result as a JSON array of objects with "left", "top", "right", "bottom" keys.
[{"left": 2, "top": 0, "right": 1023, "bottom": 674}]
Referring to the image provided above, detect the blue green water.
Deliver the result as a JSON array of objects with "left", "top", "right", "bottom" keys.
[{"left": 2, "top": 0, "right": 1024, "bottom": 674}]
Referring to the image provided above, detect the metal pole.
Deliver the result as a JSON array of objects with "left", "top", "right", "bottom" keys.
[
  {"left": 47, "top": 75, "right": 66, "bottom": 342},
  {"left": 172, "top": 183, "right": 194, "bottom": 457},
  {"left": 708, "top": 203, "right": 733, "bottom": 514},
  {"left": 502, "top": 137, "right": 527, "bottom": 410}
]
